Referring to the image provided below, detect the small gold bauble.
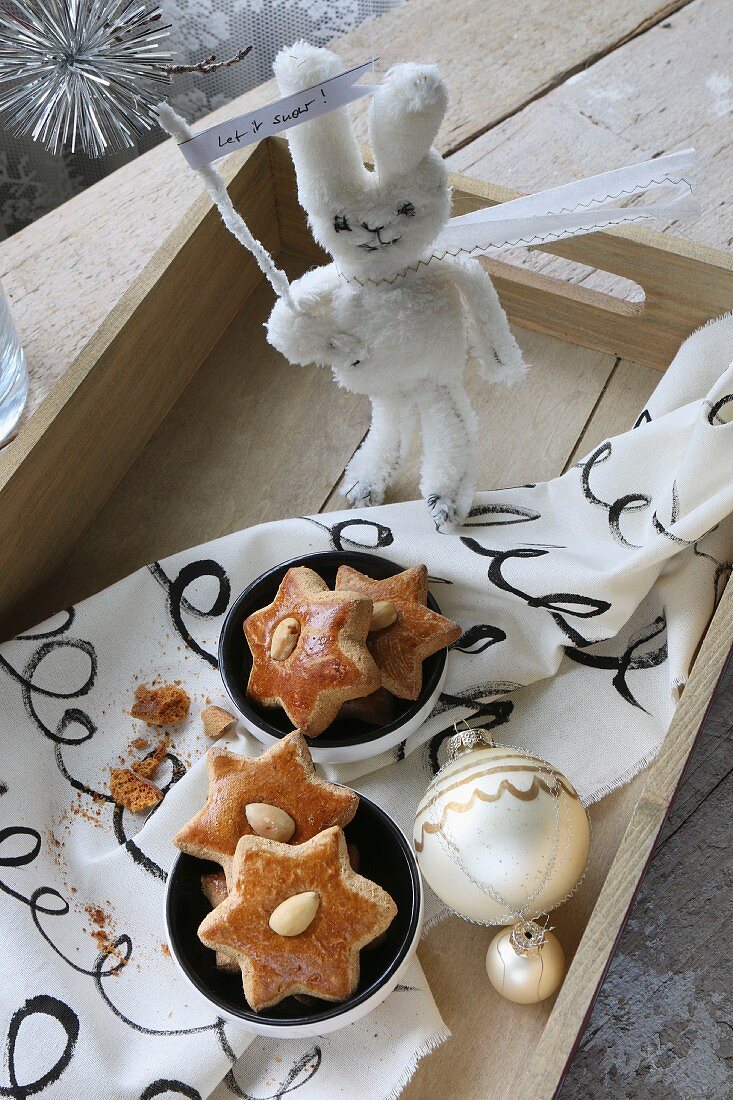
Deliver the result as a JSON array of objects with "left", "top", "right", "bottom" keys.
[
  {"left": 485, "top": 923, "right": 565, "bottom": 1004},
  {"left": 413, "top": 742, "right": 590, "bottom": 923}
]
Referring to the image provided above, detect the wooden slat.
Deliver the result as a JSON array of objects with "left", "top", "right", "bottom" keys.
[
  {"left": 6, "top": 257, "right": 370, "bottom": 637},
  {"left": 561, "top": 667, "right": 733, "bottom": 1097},
  {"left": 567, "top": 359, "right": 661, "bottom": 466},
  {"left": 449, "top": 0, "right": 733, "bottom": 309},
  {"left": 525, "top": 581, "right": 733, "bottom": 1098},
  {"left": 0, "top": 143, "right": 279, "bottom": 637}
]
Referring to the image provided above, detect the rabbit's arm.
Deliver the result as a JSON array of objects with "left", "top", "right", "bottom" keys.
[
  {"left": 266, "top": 269, "right": 365, "bottom": 369},
  {"left": 449, "top": 259, "right": 528, "bottom": 386}
]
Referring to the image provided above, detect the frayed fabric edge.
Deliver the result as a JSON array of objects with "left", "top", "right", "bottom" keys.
[
  {"left": 582, "top": 747, "right": 659, "bottom": 807},
  {"left": 382, "top": 1024, "right": 452, "bottom": 1100}
]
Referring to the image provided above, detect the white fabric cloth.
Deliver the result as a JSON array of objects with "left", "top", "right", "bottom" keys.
[{"left": 1, "top": 314, "right": 732, "bottom": 1098}]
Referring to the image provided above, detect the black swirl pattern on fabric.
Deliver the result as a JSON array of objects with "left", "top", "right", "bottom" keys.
[
  {"left": 451, "top": 624, "right": 506, "bottom": 654},
  {"left": 0, "top": 624, "right": 119, "bottom": 813},
  {"left": 224, "top": 1046, "right": 323, "bottom": 1100},
  {"left": 0, "top": 823, "right": 236, "bottom": 1081},
  {"left": 0, "top": 637, "right": 97, "bottom": 745},
  {"left": 427, "top": 692, "right": 515, "bottom": 775},
  {"left": 149, "top": 559, "right": 231, "bottom": 668},
  {"left": 705, "top": 393, "right": 733, "bottom": 426},
  {"left": 111, "top": 749, "right": 187, "bottom": 882},
  {"left": 634, "top": 409, "right": 652, "bottom": 428},
  {"left": 302, "top": 516, "right": 395, "bottom": 552},
  {"left": 139, "top": 1083, "right": 202, "bottom": 1100},
  {"left": 0, "top": 994, "right": 79, "bottom": 1099},
  {"left": 16, "top": 608, "right": 76, "bottom": 641},
  {"left": 694, "top": 543, "right": 733, "bottom": 611},
  {"left": 580, "top": 443, "right": 651, "bottom": 548},
  {"left": 565, "top": 615, "right": 668, "bottom": 712},
  {"left": 461, "top": 538, "right": 611, "bottom": 623},
  {"left": 463, "top": 502, "right": 540, "bottom": 528}
]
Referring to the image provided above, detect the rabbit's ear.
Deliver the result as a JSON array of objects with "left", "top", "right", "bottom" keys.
[
  {"left": 273, "top": 41, "right": 369, "bottom": 204},
  {"left": 369, "top": 63, "right": 448, "bottom": 181}
]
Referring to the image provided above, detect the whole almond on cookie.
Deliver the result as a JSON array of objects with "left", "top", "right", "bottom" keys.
[
  {"left": 270, "top": 617, "right": 301, "bottom": 661},
  {"left": 268, "top": 891, "right": 320, "bottom": 936},
  {"left": 370, "top": 600, "right": 398, "bottom": 632},
  {"left": 245, "top": 803, "right": 296, "bottom": 842}
]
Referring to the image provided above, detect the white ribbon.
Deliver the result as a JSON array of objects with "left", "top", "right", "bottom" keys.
[
  {"left": 176, "top": 59, "right": 377, "bottom": 170},
  {"left": 435, "top": 148, "right": 697, "bottom": 256}
]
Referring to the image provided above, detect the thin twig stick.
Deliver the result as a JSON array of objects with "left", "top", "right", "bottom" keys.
[{"left": 161, "top": 45, "right": 253, "bottom": 76}]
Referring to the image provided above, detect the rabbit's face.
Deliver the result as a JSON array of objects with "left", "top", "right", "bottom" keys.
[
  {"left": 274, "top": 46, "right": 451, "bottom": 279},
  {"left": 318, "top": 151, "right": 450, "bottom": 277}
]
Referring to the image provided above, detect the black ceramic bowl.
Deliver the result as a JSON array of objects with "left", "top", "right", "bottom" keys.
[
  {"left": 218, "top": 551, "right": 449, "bottom": 763},
  {"left": 165, "top": 793, "right": 423, "bottom": 1036}
]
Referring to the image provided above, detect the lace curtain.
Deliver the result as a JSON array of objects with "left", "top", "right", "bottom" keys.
[{"left": 0, "top": 0, "right": 401, "bottom": 239}]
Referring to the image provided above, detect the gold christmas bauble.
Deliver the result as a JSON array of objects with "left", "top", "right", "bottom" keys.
[
  {"left": 485, "top": 923, "right": 565, "bottom": 1004},
  {"left": 413, "top": 742, "right": 589, "bottom": 923}
]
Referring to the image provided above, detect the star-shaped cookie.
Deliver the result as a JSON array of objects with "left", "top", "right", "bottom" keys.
[
  {"left": 198, "top": 826, "right": 397, "bottom": 1011},
  {"left": 174, "top": 732, "right": 358, "bottom": 881},
  {"left": 244, "top": 566, "right": 380, "bottom": 736},
  {"left": 336, "top": 564, "right": 461, "bottom": 699}
]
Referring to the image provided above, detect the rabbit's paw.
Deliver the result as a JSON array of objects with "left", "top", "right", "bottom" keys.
[
  {"left": 342, "top": 480, "right": 384, "bottom": 509},
  {"left": 326, "top": 331, "right": 365, "bottom": 368},
  {"left": 426, "top": 494, "right": 460, "bottom": 534},
  {"left": 484, "top": 346, "right": 530, "bottom": 388}
]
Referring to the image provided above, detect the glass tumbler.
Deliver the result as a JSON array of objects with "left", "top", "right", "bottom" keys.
[{"left": 0, "top": 278, "right": 28, "bottom": 448}]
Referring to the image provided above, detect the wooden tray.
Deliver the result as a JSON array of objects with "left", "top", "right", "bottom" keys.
[{"left": 1, "top": 136, "right": 732, "bottom": 1099}]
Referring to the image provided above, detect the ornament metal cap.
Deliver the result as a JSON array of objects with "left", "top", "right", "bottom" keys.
[{"left": 447, "top": 719, "right": 496, "bottom": 762}]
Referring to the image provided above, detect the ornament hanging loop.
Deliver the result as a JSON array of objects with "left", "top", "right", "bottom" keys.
[
  {"left": 447, "top": 719, "right": 496, "bottom": 761},
  {"left": 509, "top": 919, "right": 548, "bottom": 957}
]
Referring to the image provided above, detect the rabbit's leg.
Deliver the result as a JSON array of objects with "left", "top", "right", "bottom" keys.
[
  {"left": 417, "top": 382, "right": 477, "bottom": 532},
  {"left": 342, "top": 396, "right": 407, "bottom": 508}
]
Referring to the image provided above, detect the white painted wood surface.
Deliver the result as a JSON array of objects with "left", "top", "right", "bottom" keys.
[{"left": 0, "top": 0, "right": 730, "bottom": 1095}]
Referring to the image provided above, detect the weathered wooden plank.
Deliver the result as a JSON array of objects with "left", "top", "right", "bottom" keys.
[
  {"left": 0, "top": 143, "right": 281, "bottom": 639},
  {"left": 0, "top": 0, "right": 688, "bottom": 431},
  {"left": 560, "top": 662, "right": 733, "bottom": 1100},
  {"left": 567, "top": 358, "right": 660, "bottom": 467},
  {"left": 6, "top": 257, "right": 369, "bottom": 637},
  {"left": 526, "top": 568, "right": 733, "bottom": 1099},
  {"left": 449, "top": 0, "right": 733, "bottom": 298}
]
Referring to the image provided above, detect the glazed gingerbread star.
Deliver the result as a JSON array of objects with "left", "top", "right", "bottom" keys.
[
  {"left": 174, "top": 732, "right": 358, "bottom": 881},
  {"left": 198, "top": 826, "right": 397, "bottom": 1011},
  {"left": 336, "top": 564, "right": 461, "bottom": 699},
  {"left": 244, "top": 566, "right": 380, "bottom": 736}
]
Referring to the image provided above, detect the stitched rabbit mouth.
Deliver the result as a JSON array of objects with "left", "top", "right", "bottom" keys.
[
  {"left": 356, "top": 223, "right": 402, "bottom": 252},
  {"left": 357, "top": 237, "right": 402, "bottom": 252}
]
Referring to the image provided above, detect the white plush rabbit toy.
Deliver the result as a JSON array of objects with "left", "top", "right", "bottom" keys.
[{"left": 267, "top": 42, "right": 528, "bottom": 532}]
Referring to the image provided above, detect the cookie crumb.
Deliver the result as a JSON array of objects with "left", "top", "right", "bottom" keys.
[
  {"left": 110, "top": 768, "right": 163, "bottom": 813},
  {"left": 201, "top": 705, "right": 236, "bottom": 740},
  {"left": 131, "top": 737, "right": 149, "bottom": 750},
  {"left": 131, "top": 683, "right": 190, "bottom": 727},
  {"left": 132, "top": 735, "right": 169, "bottom": 779}
]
